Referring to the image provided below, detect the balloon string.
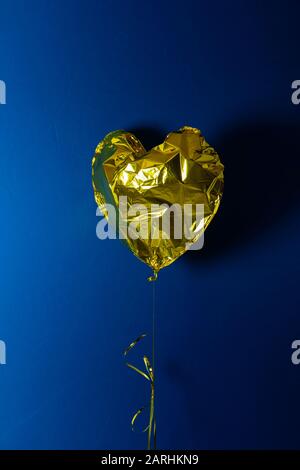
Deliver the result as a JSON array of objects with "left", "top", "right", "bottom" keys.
[
  {"left": 145, "top": 279, "right": 156, "bottom": 450},
  {"left": 148, "top": 280, "right": 156, "bottom": 450},
  {"left": 152, "top": 280, "right": 155, "bottom": 375},
  {"left": 152, "top": 280, "right": 157, "bottom": 450},
  {"left": 124, "top": 277, "right": 157, "bottom": 450}
]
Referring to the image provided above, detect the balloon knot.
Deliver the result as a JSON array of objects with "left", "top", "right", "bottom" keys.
[{"left": 147, "top": 270, "right": 158, "bottom": 282}]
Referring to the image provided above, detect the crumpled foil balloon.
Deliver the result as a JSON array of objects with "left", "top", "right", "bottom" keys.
[{"left": 92, "top": 126, "right": 224, "bottom": 278}]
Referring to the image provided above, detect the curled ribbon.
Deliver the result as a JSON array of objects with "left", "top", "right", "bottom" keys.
[{"left": 123, "top": 334, "right": 156, "bottom": 450}]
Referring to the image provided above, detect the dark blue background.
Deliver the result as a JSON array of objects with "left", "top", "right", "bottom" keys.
[{"left": 0, "top": 0, "right": 300, "bottom": 449}]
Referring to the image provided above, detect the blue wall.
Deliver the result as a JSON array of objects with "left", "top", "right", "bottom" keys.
[{"left": 0, "top": 0, "right": 300, "bottom": 449}]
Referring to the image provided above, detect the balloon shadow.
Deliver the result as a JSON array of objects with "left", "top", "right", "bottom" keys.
[
  {"left": 186, "top": 120, "right": 300, "bottom": 263},
  {"left": 130, "top": 125, "right": 166, "bottom": 150}
]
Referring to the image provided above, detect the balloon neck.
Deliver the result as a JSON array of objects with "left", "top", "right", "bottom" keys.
[{"left": 148, "top": 270, "right": 158, "bottom": 282}]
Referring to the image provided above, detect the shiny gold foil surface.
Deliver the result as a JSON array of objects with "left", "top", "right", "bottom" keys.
[{"left": 92, "top": 126, "right": 224, "bottom": 276}]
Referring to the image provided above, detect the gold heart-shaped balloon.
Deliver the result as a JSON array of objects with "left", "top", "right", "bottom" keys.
[{"left": 92, "top": 126, "right": 224, "bottom": 277}]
